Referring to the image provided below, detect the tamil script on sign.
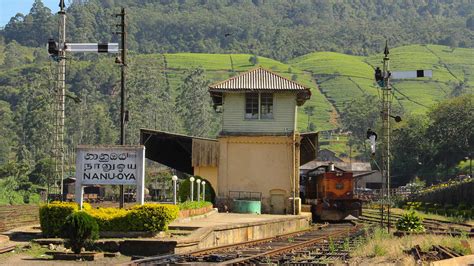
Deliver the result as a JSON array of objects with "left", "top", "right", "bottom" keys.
[{"left": 80, "top": 150, "right": 138, "bottom": 185}]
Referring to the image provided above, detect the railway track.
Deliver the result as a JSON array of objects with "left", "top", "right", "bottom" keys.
[{"left": 131, "top": 223, "right": 364, "bottom": 265}]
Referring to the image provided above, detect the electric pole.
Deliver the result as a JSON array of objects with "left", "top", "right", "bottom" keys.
[{"left": 116, "top": 8, "right": 127, "bottom": 208}]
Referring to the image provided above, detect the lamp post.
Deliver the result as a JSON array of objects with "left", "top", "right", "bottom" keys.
[
  {"left": 202, "top": 181, "right": 206, "bottom": 201},
  {"left": 172, "top": 175, "right": 178, "bottom": 205},
  {"left": 189, "top": 176, "right": 195, "bottom": 201},
  {"left": 196, "top": 179, "right": 201, "bottom": 201}
]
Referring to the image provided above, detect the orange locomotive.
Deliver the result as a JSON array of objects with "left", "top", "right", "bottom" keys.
[{"left": 304, "top": 164, "right": 362, "bottom": 221}]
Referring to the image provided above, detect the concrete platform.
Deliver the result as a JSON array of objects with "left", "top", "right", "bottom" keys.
[
  {"left": 116, "top": 212, "right": 312, "bottom": 256},
  {"left": 28, "top": 211, "right": 311, "bottom": 257},
  {"left": 172, "top": 212, "right": 312, "bottom": 253}
]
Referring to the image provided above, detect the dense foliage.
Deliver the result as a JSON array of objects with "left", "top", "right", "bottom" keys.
[
  {"left": 2, "top": 0, "right": 473, "bottom": 60},
  {"left": 0, "top": 0, "right": 472, "bottom": 193},
  {"left": 391, "top": 94, "right": 473, "bottom": 184},
  {"left": 63, "top": 211, "right": 99, "bottom": 254}
]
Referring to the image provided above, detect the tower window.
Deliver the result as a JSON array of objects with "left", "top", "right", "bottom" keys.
[
  {"left": 260, "top": 93, "right": 273, "bottom": 119},
  {"left": 245, "top": 92, "right": 273, "bottom": 119},
  {"left": 245, "top": 93, "right": 259, "bottom": 119}
]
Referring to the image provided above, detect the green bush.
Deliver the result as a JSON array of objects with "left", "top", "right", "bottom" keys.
[
  {"left": 39, "top": 202, "right": 79, "bottom": 237},
  {"left": 86, "top": 207, "right": 130, "bottom": 232},
  {"left": 63, "top": 211, "right": 99, "bottom": 254},
  {"left": 446, "top": 208, "right": 457, "bottom": 217},
  {"left": 128, "top": 204, "right": 179, "bottom": 232},
  {"left": 178, "top": 176, "right": 216, "bottom": 203},
  {"left": 178, "top": 200, "right": 212, "bottom": 210},
  {"left": 87, "top": 203, "right": 179, "bottom": 232},
  {"left": 40, "top": 202, "right": 179, "bottom": 235},
  {"left": 396, "top": 211, "right": 425, "bottom": 232}
]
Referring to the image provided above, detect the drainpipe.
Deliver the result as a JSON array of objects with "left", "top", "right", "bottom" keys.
[{"left": 292, "top": 131, "right": 296, "bottom": 215}]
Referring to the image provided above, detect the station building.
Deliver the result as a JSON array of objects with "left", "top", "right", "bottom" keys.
[{"left": 141, "top": 67, "right": 317, "bottom": 214}]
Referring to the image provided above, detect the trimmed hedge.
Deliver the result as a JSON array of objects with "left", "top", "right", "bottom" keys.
[
  {"left": 178, "top": 201, "right": 212, "bottom": 210},
  {"left": 39, "top": 202, "right": 79, "bottom": 237},
  {"left": 86, "top": 207, "right": 129, "bottom": 232},
  {"left": 39, "top": 202, "right": 179, "bottom": 236},
  {"left": 129, "top": 204, "right": 179, "bottom": 232}
]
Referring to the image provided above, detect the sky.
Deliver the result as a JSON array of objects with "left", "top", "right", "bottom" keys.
[{"left": 0, "top": 0, "right": 59, "bottom": 26}]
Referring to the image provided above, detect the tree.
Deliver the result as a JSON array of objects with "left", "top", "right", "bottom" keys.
[
  {"left": 176, "top": 68, "right": 217, "bottom": 137},
  {"left": 249, "top": 55, "right": 259, "bottom": 66},
  {"left": 3, "top": 41, "right": 23, "bottom": 68},
  {"left": 29, "top": 158, "right": 54, "bottom": 186},
  {"left": 391, "top": 114, "right": 430, "bottom": 184},
  {"left": 466, "top": 16, "right": 474, "bottom": 31},
  {"left": 62, "top": 211, "right": 99, "bottom": 254},
  {"left": 426, "top": 94, "right": 473, "bottom": 172},
  {"left": 340, "top": 95, "right": 380, "bottom": 159},
  {"left": 0, "top": 101, "right": 16, "bottom": 164},
  {"left": 303, "top": 105, "right": 315, "bottom": 131}
]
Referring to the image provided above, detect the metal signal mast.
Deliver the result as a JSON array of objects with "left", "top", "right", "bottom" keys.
[
  {"left": 381, "top": 42, "right": 392, "bottom": 231},
  {"left": 49, "top": 0, "right": 67, "bottom": 200},
  {"left": 374, "top": 41, "right": 432, "bottom": 231},
  {"left": 47, "top": 0, "right": 119, "bottom": 201}
]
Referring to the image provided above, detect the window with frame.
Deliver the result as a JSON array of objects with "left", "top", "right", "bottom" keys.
[
  {"left": 245, "top": 92, "right": 274, "bottom": 119},
  {"left": 260, "top": 93, "right": 273, "bottom": 119},
  {"left": 245, "top": 93, "right": 259, "bottom": 119}
]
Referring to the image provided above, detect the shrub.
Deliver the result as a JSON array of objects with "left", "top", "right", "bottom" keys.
[
  {"left": 178, "top": 176, "right": 216, "bottom": 203},
  {"left": 63, "top": 211, "right": 99, "bottom": 254},
  {"left": 86, "top": 207, "right": 129, "bottom": 232},
  {"left": 39, "top": 202, "right": 179, "bottom": 235},
  {"left": 39, "top": 202, "right": 79, "bottom": 237},
  {"left": 178, "top": 201, "right": 212, "bottom": 210},
  {"left": 129, "top": 204, "right": 179, "bottom": 232},
  {"left": 396, "top": 211, "right": 425, "bottom": 232}
]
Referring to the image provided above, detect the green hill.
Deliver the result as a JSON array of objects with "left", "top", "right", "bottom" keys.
[
  {"left": 290, "top": 44, "right": 473, "bottom": 119},
  {"left": 158, "top": 53, "right": 337, "bottom": 132},
  {"left": 156, "top": 44, "right": 473, "bottom": 133}
]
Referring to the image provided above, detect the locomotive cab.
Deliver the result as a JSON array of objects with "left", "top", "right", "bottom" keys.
[{"left": 305, "top": 163, "right": 362, "bottom": 221}]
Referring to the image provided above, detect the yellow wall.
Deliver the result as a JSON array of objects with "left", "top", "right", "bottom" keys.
[
  {"left": 194, "top": 166, "right": 218, "bottom": 192},
  {"left": 217, "top": 135, "right": 300, "bottom": 214}
]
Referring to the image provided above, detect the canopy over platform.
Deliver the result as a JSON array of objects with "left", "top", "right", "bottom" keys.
[{"left": 140, "top": 129, "right": 218, "bottom": 175}]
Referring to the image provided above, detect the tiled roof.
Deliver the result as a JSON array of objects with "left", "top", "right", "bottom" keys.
[{"left": 209, "top": 67, "right": 310, "bottom": 91}]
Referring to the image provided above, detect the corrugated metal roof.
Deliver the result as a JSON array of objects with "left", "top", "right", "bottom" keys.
[{"left": 209, "top": 67, "right": 310, "bottom": 91}]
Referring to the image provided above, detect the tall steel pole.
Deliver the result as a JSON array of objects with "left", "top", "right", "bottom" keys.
[
  {"left": 117, "top": 8, "right": 127, "bottom": 208},
  {"left": 381, "top": 42, "right": 392, "bottom": 231}
]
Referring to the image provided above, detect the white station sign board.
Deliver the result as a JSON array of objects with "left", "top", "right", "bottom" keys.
[{"left": 75, "top": 145, "right": 145, "bottom": 207}]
